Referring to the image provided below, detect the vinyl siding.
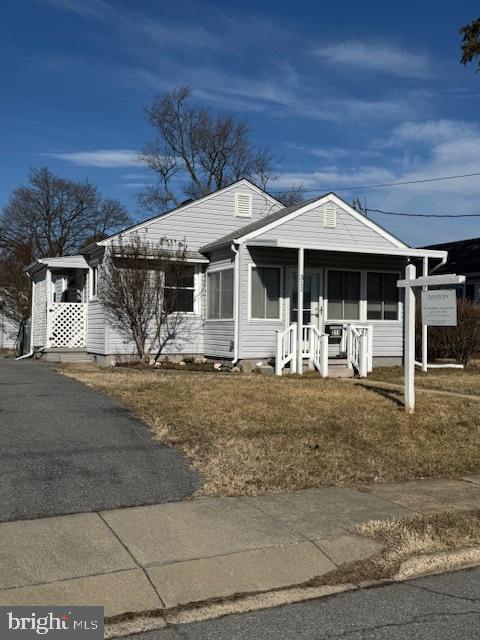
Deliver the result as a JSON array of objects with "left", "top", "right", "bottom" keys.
[
  {"left": 204, "top": 248, "right": 235, "bottom": 358},
  {"left": 238, "top": 246, "right": 406, "bottom": 360},
  {"left": 115, "top": 183, "right": 281, "bottom": 251},
  {"left": 256, "top": 201, "right": 398, "bottom": 250},
  {"left": 86, "top": 300, "right": 106, "bottom": 353}
]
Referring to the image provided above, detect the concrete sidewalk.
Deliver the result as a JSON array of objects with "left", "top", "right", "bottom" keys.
[{"left": 1, "top": 477, "right": 480, "bottom": 618}]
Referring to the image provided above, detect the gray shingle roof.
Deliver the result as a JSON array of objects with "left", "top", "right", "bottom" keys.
[{"left": 200, "top": 194, "right": 329, "bottom": 253}]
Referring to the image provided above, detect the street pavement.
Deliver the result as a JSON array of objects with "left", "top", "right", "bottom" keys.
[
  {"left": 0, "top": 358, "right": 200, "bottom": 521},
  {"left": 130, "top": 567, "right": 480, "bottom": 639}
]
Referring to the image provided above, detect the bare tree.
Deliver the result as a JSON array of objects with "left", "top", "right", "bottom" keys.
[
  {"left": 138, "top": 86, "right": 303, "bottom": 213},
  {"left": 0, "top": 167, "right": 131, "bottom": 259},
  {"left": 276, "top": 184, "right": 306, "bottom": 207},
  {"left": 99, "top": 233, "right": 191, "bottom": 362},
  {"left": 0, "top": 167, "right": 131, "bottom": 326}
]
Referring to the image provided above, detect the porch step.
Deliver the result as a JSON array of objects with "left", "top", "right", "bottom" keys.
[
  {"left": 36, "top": 348, "right": 92, "bottom": 363},
  {"left": 328, "top": 364, "right": 354, "bottom": 378}
]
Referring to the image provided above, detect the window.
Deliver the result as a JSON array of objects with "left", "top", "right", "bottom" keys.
[
  {"left": 327, "top": 271, "right": 360, "bottom": 320},
  {"left": 164, "top": 265, "right": 196, "bottom": 313},
  {"left": 90, "top": 266, "right": 98, "bottom": 298},
  {"left": 250, "top": 267, "right": 281, "bottom": 319},
  {"left": 207, "top": 269, "right": 234, "bottom": 319},
  {"left": 367, "top": 272, "right": 399, "bottom": 320},
  {"left": 235, "top": 193, "right": 252, "bottom": 217}
]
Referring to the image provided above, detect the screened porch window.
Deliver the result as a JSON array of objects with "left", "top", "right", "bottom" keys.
[
  {"left": 250, "top": 266, "right": 281, "bottom": 320},
  {"left": 327, "top": 270, "right": 360, "bottom": 320},
  {"left": 367, "top": 272, "right": 399, "bottom": 320},
  {"left": 207, "top": 269, "right": 234, "bottom": 319},
  {"left": 164, "top": 265, "right": 196, "bottom": 313}
]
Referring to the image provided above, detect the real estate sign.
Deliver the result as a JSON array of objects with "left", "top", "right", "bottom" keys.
[{"left": 421, "top": 289, "right": 457, "bottom": 326}]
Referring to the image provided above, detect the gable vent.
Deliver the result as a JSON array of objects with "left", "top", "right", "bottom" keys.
[
  {"left": 235, "top": 192, "right": 252, "bottom": 218},
  {"left": 323, "top": 204, "right": 336, "bottom": 228}
]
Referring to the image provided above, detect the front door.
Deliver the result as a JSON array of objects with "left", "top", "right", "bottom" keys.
[{"left": 288, "top": 268, "right": 324, "bottom": 329}]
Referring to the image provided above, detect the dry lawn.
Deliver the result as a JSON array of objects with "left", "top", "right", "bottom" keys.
[
  {"left": 60, "top": 365, "right": 480, "bottom": 495},
  {"left": 369, "top": 365, "right": 480, "bottom": 396}
]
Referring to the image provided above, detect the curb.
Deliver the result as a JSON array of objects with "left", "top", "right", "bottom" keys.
[{"left": 105, "top": 546, "right": 480, "bottom": 638}]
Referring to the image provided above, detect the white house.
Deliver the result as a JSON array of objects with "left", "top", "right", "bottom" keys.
[{"left": 25, "top": 179, "right": 447, "bottom": 375}]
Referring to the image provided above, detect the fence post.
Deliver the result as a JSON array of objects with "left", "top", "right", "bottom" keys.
[
  {"left": 291, "top": 324, "right": 297, "bottom": 374},
  {"left": 320, "top": 333, "right": 329, "bottom": 377},
  {"left": 308, "top": 327, "right": 314, "bottom": 370},
  {"left": 346, "top": 327, "right": 353, "bottom": 369},
  {"left": 359, "top": 332, "right": 368, "bottom": 377},
  {"left": 275, "top": 330, "right": 282, "bottom": 376}
]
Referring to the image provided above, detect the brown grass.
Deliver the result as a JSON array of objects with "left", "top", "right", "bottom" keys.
[
  {"left": 369, "top": 365, "right": 480, "bottom": 396},
  {"left": 59, "top": 365, "right": 480, "bottom": 495},
  {"left": 313, "top": 510, "right": 480, "bottom": 586}
]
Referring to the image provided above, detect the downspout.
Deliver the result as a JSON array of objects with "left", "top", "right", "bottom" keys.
[
  {"left": 429, "top": 255, "right": 447, "bottom": 274},
  {"left": 231, "top": 243, "right": 240, "bottom": 365},
  {"left": 16, "top": 276, "right": 35, "bottom": 360}
]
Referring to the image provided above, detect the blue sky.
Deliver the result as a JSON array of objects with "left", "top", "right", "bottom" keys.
[{"left": 1, "top": 0, "right": 480, "bottom": 246}]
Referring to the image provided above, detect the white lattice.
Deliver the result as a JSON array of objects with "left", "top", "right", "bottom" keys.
[
  {"left": 33, "top": 278, "right": 47, "bottom": 347},
  {"left": 49, "top": 303, "right": 87, "bottom": 348}
]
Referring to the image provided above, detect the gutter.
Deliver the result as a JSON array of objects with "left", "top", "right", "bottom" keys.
[{"left": 231, "top": 243, "right": 240, "bottom": 365}]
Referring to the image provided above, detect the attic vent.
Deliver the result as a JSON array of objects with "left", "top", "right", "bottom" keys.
[
  {"left": 235, "top": 193, "right": 252, "bottom": 218},
  {"left": 323, "top": 204, "right": 336, "bottom": 228}
]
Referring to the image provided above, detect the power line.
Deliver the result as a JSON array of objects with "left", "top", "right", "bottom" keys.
[
  {"left": 367, "top": 208, "right": 480, "bottom": 218},
  {"left": 270, "top": 170, "right": 480, "bottom": 194}
]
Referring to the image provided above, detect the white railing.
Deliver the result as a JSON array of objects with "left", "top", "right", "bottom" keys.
[
  {"left": 275, "top": 324, "right": 297, "bottom": 375},
  {"left": 275, "top": 324, "right": 328, "bottom": 376},
  {"left": 48, "top": 302, "right": 87, "bottom": 348},
  {"left": 308, "top": 325, "right": 329, "bottom": 377},
  {"left": 345, "top": 324, "right": 372, "bottom": 378}
]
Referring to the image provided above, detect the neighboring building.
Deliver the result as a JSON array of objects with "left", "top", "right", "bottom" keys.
[
  {"left": 25, "top": 179, "right": 446, "bottom": 375},
  {"left": 0, "top": 298, "right": 18, "bottom": 350},
  {"left": 423, "top": 237, "right": 480, "bottom": 303}
]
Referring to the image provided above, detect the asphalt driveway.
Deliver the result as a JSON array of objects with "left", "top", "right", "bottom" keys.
[{"left": 0, "top": 358, "right": 200, "bottom": 522}]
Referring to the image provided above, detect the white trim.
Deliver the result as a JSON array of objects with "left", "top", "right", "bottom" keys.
[
  {"left": 206, "top": 266, "right": 235, "bottom": 321},
  {"left": 89, "top": 263, "right": 99, "bottom": 301},
  {"left": 247, "top": 263, "right": 283, "bottom": 322},
  {"left": 246, "top": 239, "right": 447, "bottom": 260},
  {"left": 238, "top": 193, "right": 408, "bottom": 249},
  {"left": 98, "top": 180, "right": 282, "bottom": 247}
]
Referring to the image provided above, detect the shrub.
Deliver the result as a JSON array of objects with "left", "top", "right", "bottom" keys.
[{"left": 426, "top": 300, "right": 480, "bottom": 367}]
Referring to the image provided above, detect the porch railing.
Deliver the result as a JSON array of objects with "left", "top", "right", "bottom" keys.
[
  {"left": 47, "top": 302, "right": 87, "bottom": 348},
  {"left": 275, "top": 324, "right": 328, "bottom": 376},
  {"left": 275, "top": 324, "right": 297, "bottom": 375},
  {"left": 345, "top": 324, "right": 373, "bottom": 377}
]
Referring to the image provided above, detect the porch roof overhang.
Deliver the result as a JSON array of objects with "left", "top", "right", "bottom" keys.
[
  {"left": 25, "top": 255, "right": 89, "bottom": 275},
  {"left": 244, "top": 239, "right": 448, "bottom": 261},
  {"left": 109, "top": 247, "right": 209, "bottom": 263}
]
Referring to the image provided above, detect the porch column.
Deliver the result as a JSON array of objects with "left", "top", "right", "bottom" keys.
[
  {"left": 421, "top": 257, "right": 428, "bottom": 372},
  {"left": 45, "top": 268, "right": 52, "bottom": 348},
  {"left": 297, "top": 247, "right": 304, "bottom": 374}
]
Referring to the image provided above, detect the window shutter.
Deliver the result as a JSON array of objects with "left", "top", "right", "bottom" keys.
[
  {"left": 323, "top": 204, "right": 336, "bottom": 228},
  {"left": 235, "top": 193, "right": 252, "bottom": 217}
]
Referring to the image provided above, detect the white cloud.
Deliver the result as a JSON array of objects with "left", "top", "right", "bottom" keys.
[
  {"left": 314, "top": 41, "right": 432, "bottom": 79},
  {"left": 387, "top": 119, "right": 479, "bottom": 146},
  {"left": 38, "top": 0, "right": 109, "bottom": 18},
  {"left": 44, "top": 149, "right": 140, "bottom": 167}
]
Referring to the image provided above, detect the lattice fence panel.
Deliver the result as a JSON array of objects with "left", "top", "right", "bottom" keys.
[
  {"left": 33, "top": 279, "right": 47, "bottom": 347},
  {"left": 50, "top": 303, "right": 87, "bottom": 348}
]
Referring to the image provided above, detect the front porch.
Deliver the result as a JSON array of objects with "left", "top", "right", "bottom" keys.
[
  {"left": 238, "top": 241, "right": 448, "bottom": 377},
  {"left": 28, "top": 256, "right": 90, "bottom": 355}
]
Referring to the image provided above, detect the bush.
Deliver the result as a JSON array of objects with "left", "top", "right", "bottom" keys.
[{"left": 426, "top": 300, "right": 480, "bottom": 367}]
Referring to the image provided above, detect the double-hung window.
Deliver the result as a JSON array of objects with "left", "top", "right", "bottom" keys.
[
  {"left": 90, "top": 265, "right": 98, "bottom": 299},
  {"left": 164, "top": 265, "right": 196, "bottom": 313},
  {"left": 367, "top": 272, "right": 399, "bottom": 320},
  {"left": 327, "top": 270, "right": 360, "bottom": 320},
  {"left": 207, "top": 269, "right": 234, "bottom": 319},
  {"left": 250, "top": 266, "right": 281, "bottom": 320}
]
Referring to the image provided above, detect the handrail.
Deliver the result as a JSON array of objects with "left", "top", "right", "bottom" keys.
[
  {"left": 275, "top": 324, "right": 297, "bottom": 375},
  {"left": 276, "top": 324, "right": 328, "bottom": 376},
  {"left": 345, "top": 324, "right": 371, "bottom": 377}
]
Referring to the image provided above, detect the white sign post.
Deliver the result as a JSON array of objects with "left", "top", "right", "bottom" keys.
[{"left": 397, "top": 269, "right": 465, "bottom": 414}]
